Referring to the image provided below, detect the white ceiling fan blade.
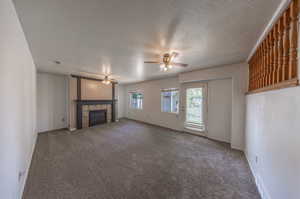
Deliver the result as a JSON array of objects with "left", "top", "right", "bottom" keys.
[
  {"left": 171, "top": 62, "right": 188, "bottom": 67},
  {"left": 170, "top": 52, "right": 179, "bottom": 61},
  {"left": 79, "top": 71, "right": 121, "bottom": 79},
  {"left": 144, "top": 61, "right": 161, "bottom": 64}
]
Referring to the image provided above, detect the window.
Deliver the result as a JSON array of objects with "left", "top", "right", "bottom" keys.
[
  {"left": 185, "top": 87, "right": 205, "bottom": 130},
  {"left": 161, "top": 89, "right": 179, "bottom": 113},
  {"left": 130, "top": 92, "right": 143, "bottom": 109}
]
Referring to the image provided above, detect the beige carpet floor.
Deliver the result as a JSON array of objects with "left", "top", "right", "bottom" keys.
[{"left": 23, "top": 119, "right": 260, "bottom": 199}]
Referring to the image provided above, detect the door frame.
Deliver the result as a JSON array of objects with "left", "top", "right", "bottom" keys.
[{"left": 180, "top": 82, "right": 208, "bottom": 136}]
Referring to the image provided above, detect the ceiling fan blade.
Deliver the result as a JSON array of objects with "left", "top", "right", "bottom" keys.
[
  {"left": 170, "top": 52, "right": 179, "bottom": 60},
  {"left": 144, "top": 61, "right": 160, "bottom": 64},
  {"left": 171, "top": 63, "right": 188, "bottom": 67},
  {"left": 79, "top": 71, "right": 121, "bottom": 79}
]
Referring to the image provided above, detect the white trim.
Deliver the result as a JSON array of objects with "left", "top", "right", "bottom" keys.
[
  {"left": 231, "top": 144, "right": 244, "bottom": 151},
  {"left": 184, "top": 125, "right": 205, "bottom": 133},
  {"left": 247, "top": 0, "right": 291, "bottom": 62},
  {"left": 129, "top": 92, "right": 143, "bottom": 110},
  {"left": 161, "top": 89, "right": 180, "bottom": 114},
  {"left": 245, "top": 152, "right": 272, "bottom": 199},
  {"left": 181, "top": 82, "right": 208, "bottom": 136},
  {"left": 160, "top": 88, "right": 179, "bottom": 91}
]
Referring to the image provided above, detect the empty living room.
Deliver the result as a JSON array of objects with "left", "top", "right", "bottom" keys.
[{"left": 1, "top": 0, "right": 300, "bottom": 199}]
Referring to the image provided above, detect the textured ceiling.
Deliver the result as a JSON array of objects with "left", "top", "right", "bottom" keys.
[{"left": 14, "top": 0, "right": 282, "bottom": 83}]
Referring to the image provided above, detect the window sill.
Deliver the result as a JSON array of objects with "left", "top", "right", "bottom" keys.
[
  {"left": 130, "top": 108, "right": 143, "bottom": 110},
  {"left": 184, "top": 123, "right": 205, "bottom": 132},
  {"left": 184, "top": 126, "right": 204, "bottom": 132},
  {"left": 161, "top": 111, "right": 179, "bottom": 115}
]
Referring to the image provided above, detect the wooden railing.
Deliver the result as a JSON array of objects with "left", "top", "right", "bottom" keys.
[{"left": 248, "top": 0, "right": 299, "bottom": 93}]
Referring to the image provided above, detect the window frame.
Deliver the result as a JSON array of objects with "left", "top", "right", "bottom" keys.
[
  {"left": 182, "top": 82, "right": 208, "bottom": 133},
  {"left": 160, "top": 88, "right": 179, "bottom": 114},
  {"left": 185, "top": 87, "right": 205, "bottom": 128},
  {"left": 129, "top": 91, "right": 143, "bottom": 110}
]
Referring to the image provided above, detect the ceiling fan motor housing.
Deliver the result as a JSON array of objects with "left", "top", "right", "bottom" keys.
[{"left": 163, "top": 53, "right": 171, "bottom": 65}]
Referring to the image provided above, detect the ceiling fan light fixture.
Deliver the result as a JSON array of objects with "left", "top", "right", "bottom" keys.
[
  {"left": 103, "top": 80, "right": 110, "bottom": 85},
  {"left": 102, "top": 76, "right": 111, "bottom": 85},
  {"left": 53, "top": 60, "right": 61, "bottom": 65},
  {"left": 145, "top": 52, "right": 188, "bottom": 72}
]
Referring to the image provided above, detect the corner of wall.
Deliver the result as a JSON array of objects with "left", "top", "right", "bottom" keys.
[
  {"left": 230, "top": 63, "right": 248, "bottom": 151},
  {"left": 245, "top": 152, "right": 271, "bottom": 199},
  {"left": 19, "top": 132, "right": 38, "bottom": 199}
]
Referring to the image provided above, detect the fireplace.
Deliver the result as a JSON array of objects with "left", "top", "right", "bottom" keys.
[
  {"left": 89, "top": 110, "right": 107, "bottom": 127},
  {"left": 76, "top": 100, "right": 116, "bottom": 129},
  {"left": 72, "top": 75, "right": 117, "bottom": 130}
]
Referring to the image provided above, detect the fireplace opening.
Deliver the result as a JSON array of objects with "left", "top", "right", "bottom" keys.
[{"left": 89, "top": 110, "right": 107, "bottom": 127}]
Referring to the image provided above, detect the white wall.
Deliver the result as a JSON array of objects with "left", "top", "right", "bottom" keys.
[
  {"left": 123, "top": 63, "right": 245, "bottom": 147},
  {"left": 81, "top": 78, "right": 112, "bottom": 100},
  {"left": 125, "top": 77, "right": 182, "bottom": 130},
  {"left": 245, "top": 87, "right": 300, "bottom": 199},
  {"left": 179, "top": 63, "right": 248, "bottom": 150},
  {"left": 207, "top": 78, "right": 232, "bottom": 143},
  {"left": 117, "top": 84, "right": 125, "bottom": 119},
  {"left": 244, "top": 3, "right": 300, "bottom": 198},
  {"left": 37, "top": 73, "right": 68, "bottom": 132},
  {"left": 68, "top": 76, "right": 77, "bottom": 130},
  {"left": 0, "top": 0, "right": 37, "bottom": 198}
]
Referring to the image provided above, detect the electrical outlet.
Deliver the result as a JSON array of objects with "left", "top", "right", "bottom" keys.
[
  {"left": 18, "top": 171, "right": 25, "bottom": 182},
  {"left": 255, "top": 156, "right": 259, "bottom": 164}
]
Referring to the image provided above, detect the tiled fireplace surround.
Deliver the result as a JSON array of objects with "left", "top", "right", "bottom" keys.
[
  {"left": 76, "top": 100, "right": 116, "bottom": 129},
  {"left": 82, "top": 104, "right": 111, "bottom": 128}
]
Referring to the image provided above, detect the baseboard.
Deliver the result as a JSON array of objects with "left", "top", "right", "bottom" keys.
[
  {"left": 124, "top": 118, "right": 236, "bottom": 146},
  {"left": 38, "top": 127, "right": 68, "bottom": 134},
  {"left": 19, "top": 132, "right": 38, "bottom": 199},
  {"left": 207, "top": 135, "right": 230, "bottom": 145},
  {"left": 231, "top": 144, "right": 244, "bottom": 151},
  {"left": 245, "top": 152, "right": 271, "bottom": 199}
]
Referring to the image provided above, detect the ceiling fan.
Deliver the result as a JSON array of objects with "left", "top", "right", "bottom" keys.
[
  {"left": 102, "top": 75, "right": 116, "bottom": 85},
  {"left": 144, "top": 52, "right": 188, "bottom": 71}
]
